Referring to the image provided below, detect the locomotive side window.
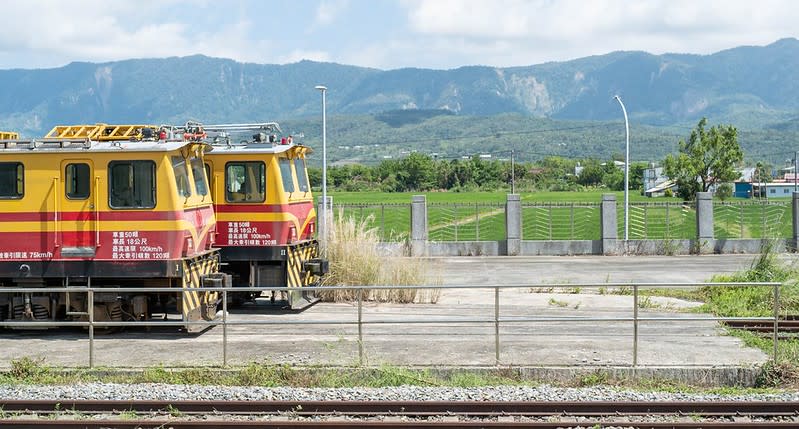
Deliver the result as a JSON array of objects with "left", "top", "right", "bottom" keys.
[
  {"left": 171, "top": 156, "right": 192, "bottom": 198},
  {"left": 294, "top": 158, "right": 309, "bottom": 193},
  {"left": 65, "top": 163, "right": 90, "bottom": 199},
  {"left": 190, "top": 156, "right": 208, "bottom": 196},
  {"left": 0, "top": 162, "right": 23, "bottom": 199},
  {"left": 278, "top": 158, "right": 295, "bottom": 193},
  {"left": 109, "top": 161, "right": 156, "bottom": 209},
  {"left": 225, "top": 161, "right": 265, "bottom": 203}
]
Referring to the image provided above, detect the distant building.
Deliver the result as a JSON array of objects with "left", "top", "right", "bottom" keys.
[{"left": 642, "top": 164, "right": 673, "bottom": 197}]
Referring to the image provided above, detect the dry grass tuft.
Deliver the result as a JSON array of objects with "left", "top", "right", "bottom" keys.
[{"left": 320, "top": 211, "right": 439, "bottom": 304}]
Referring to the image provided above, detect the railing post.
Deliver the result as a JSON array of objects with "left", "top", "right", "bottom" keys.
[
  {"left": 633, "top": 284, "right": 639, "bottom": 367},
  {"left": 381, "top": 204, "right": 386, "bottom": 241},
  {"left": 410, "top": 196, "right": 428, "bottom": 256},
  {"left": 88, "top": 289, "right": 94, "bottom": 368},
  {"left": 505, "top": 194, "right": 521, "bottom": 256},
  {"left": 223, "top": 289, "right": 228, "bottom": 366},
  {"left": 494, "top": 286, "right": 500, "bottom": 366},
  {"left": 358, "top": 287, "right": 364, "bottom": 366},
  {"left": 570, "top": 203, "right": 575, "bottom": 239},
  {"left": 792, "top": 192, "right": 799, "bottom": 251},
  {"left": 475, "top": 203, "right": 480, "bottom": 240},
  {"left": 774, "top": 283, "right": 780, "bottom": 364}
]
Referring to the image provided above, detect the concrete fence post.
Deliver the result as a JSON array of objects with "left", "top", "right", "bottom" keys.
[
  {"left": 695, "top": 191, "right": 713, "bottom": 253},
  {"left": 506, "top": 194, "right": 521, "bottom": 256},
  {"left": 411, "top": 195, "right": 428, "bottom": 256},
  {"left": 601, "top": 194, "right": 618, "bottom": 255},
  {"left": 792, "top": 192, "right": 799, "bottom": 251}
]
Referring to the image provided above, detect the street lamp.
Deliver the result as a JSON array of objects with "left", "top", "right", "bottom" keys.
[
  {"left": 613, "top": 95, "right": 630, "bottom": 242},
  {"left": 315, "top": 85, "right": 328, "bottom": 247}
]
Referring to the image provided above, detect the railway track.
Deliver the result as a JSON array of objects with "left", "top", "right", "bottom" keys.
[
  {"left": 725, "top": 319, "right": 799, "bottom": 334},
  {"left": 1, "top": 399, "right": 798, "bottom": 428}
]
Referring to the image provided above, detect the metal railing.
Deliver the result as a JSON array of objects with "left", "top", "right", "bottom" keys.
[
  {"left": 333, "top": 203, "right": 410, "bottom": 241},
  {"left": 713, "top": 201, "right": 791, "bottom": 239},
  {"left": 0, "top": 282, "right": 783, "bottom": 368},
  {"left": 620, "top": 202, "right": 696, "bottom": 240},
  {"left": 522, "top": 202, "right": 600, "bottom": 240},
  {"left": 427, "top": 202, "right": 505, "bottom": 241}
]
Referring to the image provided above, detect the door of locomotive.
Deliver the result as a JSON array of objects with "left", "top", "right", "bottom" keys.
[{"left": 59, "top": 159, "right": 97, "bottom": 257}]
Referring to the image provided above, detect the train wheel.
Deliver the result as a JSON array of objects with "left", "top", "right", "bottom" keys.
[{"left": 90, "top": 302, "right": 123, "bottom": 334}]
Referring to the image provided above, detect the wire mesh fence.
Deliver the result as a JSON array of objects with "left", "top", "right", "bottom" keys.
[
  {"left": 521, "top": 202, "right": 601, "bottom": 240},
  {"left": 334, "top": 199, "right": 793, "bottom": 243},
  {"left": 619, "top": 202, "right": 697, "bottom": 240},
  {"left": 713, "top": 201, "right": 791, "bottom": 239},
  {"left": 428, "top": 203, "right": 506, "bottom": 241},
  {"left": 332, "top": 203, "right": 411, "bottom": 241}
]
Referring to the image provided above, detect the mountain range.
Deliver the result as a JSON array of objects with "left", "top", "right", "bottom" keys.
[{"left": 2, "top": 38, "right": 799, "bottom": 164}]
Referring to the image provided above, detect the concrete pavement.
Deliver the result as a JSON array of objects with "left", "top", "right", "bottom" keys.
[{"left": 0, "top": 254, "right": 786, "bottom": 385}]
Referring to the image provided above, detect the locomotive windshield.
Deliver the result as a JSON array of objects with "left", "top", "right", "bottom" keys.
[
  {"left": 190, "top": 156, "right": 208, "bottom": 196},
  {"left": 294, "top": 158, "right": 309, "bottom": 193},
  {"left": 225, "top": 161, "right": 265, "bottom": 203},
  {"left": 109, "top": 160, "right": 156, "bottom": 209},
  {"left": 278, "top": 158, "right": 295, "bottom": 193}
]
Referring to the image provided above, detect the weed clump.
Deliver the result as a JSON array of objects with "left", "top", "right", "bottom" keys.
[{"left": 320, "top": 211, "right": 439, "bottom": 304}]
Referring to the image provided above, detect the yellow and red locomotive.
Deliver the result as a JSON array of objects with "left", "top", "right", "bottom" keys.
[
  {"left": 0, "top": 120, "right": 327, "bottom": 332},
  {"left": 0, "top": 124, "right": 222, "bottom": 332},
  {"left": 198, "top": 122, "right": 327, "bottom": 308}
]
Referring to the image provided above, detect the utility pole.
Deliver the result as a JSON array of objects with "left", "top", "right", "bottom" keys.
[{"left": 795, "top": 150, "right": 798, "bottom": 193}]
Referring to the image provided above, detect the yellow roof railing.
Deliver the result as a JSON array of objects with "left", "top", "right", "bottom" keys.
[{"left": 44, "top": 124, "right": 160, "bottom": 141}]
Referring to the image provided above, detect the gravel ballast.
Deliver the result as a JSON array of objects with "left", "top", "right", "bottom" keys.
[{"left": 0, "top": 383, "right": 797, "bottom": 402}]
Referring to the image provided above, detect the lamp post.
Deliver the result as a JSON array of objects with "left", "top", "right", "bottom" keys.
[
  {"left": 315, "top": 85, "right": 328, "bottom": 247},
  {"left": 614, "top": 95, "right": 630, "bottom": 241}
]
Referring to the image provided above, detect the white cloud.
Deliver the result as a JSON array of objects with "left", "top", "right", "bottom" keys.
[
  {"left": 315, "top": 0, "right": 350, "bottom": 26},
  {"left": 399, "top": 0, "right": 799, "bottom": 65},
  {"left": 0, "top": 0, "right": 272, "bottom": 67}
]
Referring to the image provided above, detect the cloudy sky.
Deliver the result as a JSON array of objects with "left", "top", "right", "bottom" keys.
[{"left": 1, "top": 0, "right": 796, "bottom": 70}]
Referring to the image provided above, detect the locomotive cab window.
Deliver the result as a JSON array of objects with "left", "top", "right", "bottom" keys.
[
  {"left": 171, "top": 156, "right": 192, "bottom": 198},
  {"left": 0, "top": 162, "right": 23, "bottom": 199},
  {"left": 109, "top": 161, "right": 156, "bottom": 209},
  {"left": 190, "top": 156, "right": 208, "bottom": 196},
  {"left": 294, "top": 158, "right": 309, "bottom": 193},
  {"left": 279, "top": 158, "right": 295, "bottom": 193},
  {"left": 65, "top": 163, "right": 90, "bottom": 199},
  {"left": 225, "top": 161, "right": 265, "bottom": 203}
]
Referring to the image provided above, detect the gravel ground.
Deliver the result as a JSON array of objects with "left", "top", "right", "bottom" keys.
[{"left": 1, "top": 383, "right": 797, "bottom": 402}]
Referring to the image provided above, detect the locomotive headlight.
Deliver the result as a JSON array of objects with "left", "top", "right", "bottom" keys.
[{"left": 289, "top": 226, "right": 298, "bottom": 243}]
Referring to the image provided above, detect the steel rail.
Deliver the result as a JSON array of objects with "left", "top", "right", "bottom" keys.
[
  {"left": 3, "top": 419, "right": 799, "bottom": 428},
  {"left": 2, "top": 399, "right": 799, "bottom": 415}
]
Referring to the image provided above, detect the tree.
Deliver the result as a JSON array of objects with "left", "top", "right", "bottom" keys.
[{"left": 663, "top": 118, "right": 743, "bottom": 201}]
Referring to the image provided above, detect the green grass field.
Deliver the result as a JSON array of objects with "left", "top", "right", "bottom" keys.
[{"left": 329, "top": 191, "right": 792, "bottom": 241}]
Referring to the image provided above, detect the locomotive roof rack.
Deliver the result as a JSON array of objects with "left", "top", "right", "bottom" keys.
[
  {"left": 45, "top": 124, "right": 161, "bottom": 141},
  {"left": 199, "top": 122, "right": 286, "bottom": 147}
]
